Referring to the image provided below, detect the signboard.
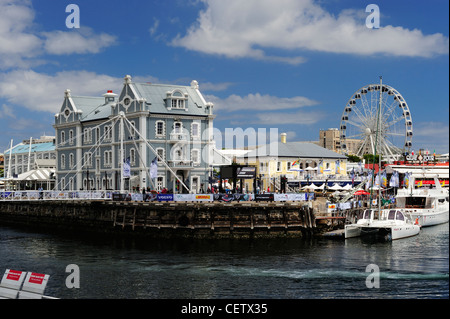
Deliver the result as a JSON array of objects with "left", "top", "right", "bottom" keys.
[
  {"left": 21, "top": 272, "right": 49, "bottom": 295},
  {"left": 406, "top": 154, "right": 435, "bottom": 162},
  {"left": 194, "top": 194, "right": 213, "bottom": 201},
  {"left": 236, "top": 167, "right": 256, "bottom": 179},
  {"left": 173, "top": 194, "right": 214, "bottom": 202},
  {"left": 274, "top": 193, "right": 307, "bottom": 201},
  {"left": 1, "top": 269, "right": 27, "bottom": 290},
  {"left": 112, "top": 193, "right": 126, "bottom": 201},
  {"left": 157, "top": 194, "right": 174, "bottom": 201},
  {"left": 255, "top": 193, "right": 274, "bottom": 202}
]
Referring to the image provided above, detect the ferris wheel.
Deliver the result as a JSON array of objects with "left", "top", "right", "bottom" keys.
[{"left": 339, "top": 81, "right": 413, "bottom": 159}]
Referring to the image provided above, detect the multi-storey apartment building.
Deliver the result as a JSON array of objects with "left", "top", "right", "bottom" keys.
[{"left": 53, "top": 75, "right": 215, "bottom": 193}]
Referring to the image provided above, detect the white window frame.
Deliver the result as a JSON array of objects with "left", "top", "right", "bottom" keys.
[
  {"left": 104, "top": 150, "right": 112, "bottom": 167},
  {"left": 191, "top": 149, "right": 200, "bottom": 165},
  {"left": 156, "top": 148, "right": 165, "bottom": 164},
  {"left": 130, "top": 148, "right": 136, "bottom": 166},
  {"left": 155, "top": 121, "right": 165, "bottom": 137},
  {"left": 69, "top": 130, "right": 74, "bottom": 145},
  {"left": 61, "top": 154, "right": 66, "bottom": 169},
  {"left": 171, "top": 98, "right": 185, "bottom": 109},
  {"left": 156, "top": 176, "right": 165, "bottom": 191},
  {"left": 104, "top": 125, "right": 112, "bottom": 141},
  {"left": 191, "top": 122, "right": 200, "bottom": 139},
  {"left": 60, "top": 131, "right": 66, "bottom": 145},
  {"left": 84, "top": 152, "right": 93, "bottom": 168},
  {"left": 69, "top": 153, "right": 74, "bottom": 169}
]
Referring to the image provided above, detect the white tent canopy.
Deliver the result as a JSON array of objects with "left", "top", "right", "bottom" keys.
[
  {"left": 328, "top": 184, "right": 343, "bottom": 190},
  {"left": 16, "top": 168, "right": 55, "bottom": 181}
]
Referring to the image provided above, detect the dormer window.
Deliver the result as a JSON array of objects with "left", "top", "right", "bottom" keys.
[
  {"left": 166, "top": 90, "right": 188, "bottom": 110},
  {"left": 172, "top": 98, "right": 185, "bottom": 109}
]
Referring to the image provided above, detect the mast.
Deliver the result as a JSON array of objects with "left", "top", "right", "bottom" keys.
[
  {"left": 7, "top": 139, "right": 13, "bottom": 180},
  {"left": 27, "top": 137, "right": 33, "bottom": 172},
  {"left": 119, "top": 111, "right": 125, "bottom": 193},
  {"left": 377, "top": 76, "right": 382, "bottom": 215},
  {"left": 369, "top": 76, "right": 383, "bottom": 218}
]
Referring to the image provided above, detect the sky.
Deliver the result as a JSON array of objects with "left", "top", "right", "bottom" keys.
[{"left": 0, "top": 0, "right": 448, "bottom": 155}]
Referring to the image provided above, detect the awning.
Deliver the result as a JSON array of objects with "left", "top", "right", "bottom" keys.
[{"left": 15, "top": 168, "right": 55, "bottom": 181}]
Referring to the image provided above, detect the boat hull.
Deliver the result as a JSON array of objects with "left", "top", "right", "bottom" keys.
[
  {"left": 390, "top": 224, "right": 421, "bottom": 240},
  {"left": 344, "top": 224, "right": 361, "bottom": 238},
  {"left": 408, "top": 209, "right": 449, "bottom": 227},
  {"left": 346, "top": 224, "right": 421, "bottom": 241}
]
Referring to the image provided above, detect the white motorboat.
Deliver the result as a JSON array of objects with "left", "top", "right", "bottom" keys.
[
  {"left": 395, "top": 176, "right": 449, "bottom": 227},
  {"left": 345, "top": 208, "right": 421, "bottom": 240}
]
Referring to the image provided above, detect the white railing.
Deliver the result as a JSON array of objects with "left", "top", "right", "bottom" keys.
[{"left": 0, "top": 190, "right": 113, "bottom": 201}]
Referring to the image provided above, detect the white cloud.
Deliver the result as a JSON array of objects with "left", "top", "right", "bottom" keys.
[
  {"left": 205, "top": 92, "right": 323, "bottom": 127},
  {"left": 0, "top": 0, "right": 42, "bottom": 68},
  {"left": 0, "top": 0, "right": 117, "bottom": 69},
  {"left": 253, "top": 109, "right": 323, "bottom": 125},
  {"left": 0, "top": 104, "right": 16, "bottom": 119},
  {"left": 172, "top": 0, "right": 449, "bottom": 63},
  {"left": 43, "top": 28, "right": 117, "bottom": 55},
  {"left": 0, "top": 70, "right": 121, "bottom": 112},
  {"left": 205, "top": 93, "right": 318, "bottom": 112}
]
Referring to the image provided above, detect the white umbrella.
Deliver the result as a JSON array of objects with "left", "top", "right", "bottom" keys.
[{"left": 342, "top": 184, "right": 352, "bottom": 190}]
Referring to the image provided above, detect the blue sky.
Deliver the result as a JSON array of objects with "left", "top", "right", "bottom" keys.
[{"left": 0, "top": 0, "right": 448, "bottom": 154}]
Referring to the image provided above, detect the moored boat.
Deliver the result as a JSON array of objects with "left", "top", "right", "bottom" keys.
[
  {"left": 345, "top": 208, "right": 421, "bottom": 240},
  {"left": 395, "top": 176, "right": 449, "bottom": 227}
]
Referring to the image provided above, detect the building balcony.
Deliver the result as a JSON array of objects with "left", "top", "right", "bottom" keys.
[
  {"left": 168, "top": 160, "right": 194, "bottom": 169},
  {"left": 169, "top": 132, "right": 188, "bottom": 142}
]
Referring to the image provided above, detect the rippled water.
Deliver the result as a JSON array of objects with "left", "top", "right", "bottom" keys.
[{"left": 0, "top": 223, "right": 448, "bottom": 299}]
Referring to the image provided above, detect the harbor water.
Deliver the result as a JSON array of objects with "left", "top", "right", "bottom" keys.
[{"left": 0, "top": 222, "right": 448, "bottom": 299}]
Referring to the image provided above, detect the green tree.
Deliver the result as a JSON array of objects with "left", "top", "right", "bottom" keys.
[
  {"left": 363, "top": 154, "right": 380, "bottom": 164},
  {"left": 346, "top": 154, "right": 361, "bottom": 163}
]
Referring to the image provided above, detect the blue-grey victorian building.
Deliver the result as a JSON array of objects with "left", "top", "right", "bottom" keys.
[{"left": 53, "top": 75, "right": 215, "bottom": 193}]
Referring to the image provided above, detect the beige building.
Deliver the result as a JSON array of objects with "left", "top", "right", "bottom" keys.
[
  {"left": 236, "top": 134, "right": 348, "bottom": 192},
  {"left": 319, "top": 128, "right": 362, "bottom": 156}
]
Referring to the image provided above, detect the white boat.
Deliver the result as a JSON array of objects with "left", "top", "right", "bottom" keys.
[
  {"left": 395, "top": 176, "right": 449, "bottom": 227},
  {"left": 345, "top": 208, "right": 421, "bottom": 240}
]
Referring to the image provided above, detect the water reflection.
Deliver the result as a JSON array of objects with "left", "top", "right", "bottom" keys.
[{"left": 0, "top": 223, "right": 448, "bottom": 299}]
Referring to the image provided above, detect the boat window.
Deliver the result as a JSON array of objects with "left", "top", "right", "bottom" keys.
[
  {"left": 405, "top": 197, "right": 426, "bottom": 208},
  {"left": 396, "top": 198, "right": 406, "bottom": 208},
  {"left": 438, "top": 198, "right": 445, "bottom": 203},
  {"left": 395, "top": 211, "right": 404, "bottom": 221},
  {"left": 362, "top": 210, "right": 371, "bottom": 219},
  {"left": 388, "top": 210, "right": 396, "bottom": 220}
]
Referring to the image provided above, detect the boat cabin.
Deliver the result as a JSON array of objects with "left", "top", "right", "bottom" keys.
[
  {"left": 387, "top": 210, "right": 405, "bottom": 221},
  {"left": 396, "top": 195, "right": 449, "bottom": 209}
]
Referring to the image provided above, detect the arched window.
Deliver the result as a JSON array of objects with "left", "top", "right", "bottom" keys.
[
  {"left": 61, "top": 154, "right": 66, "bottom": 169},
  {"left": 61, "top": 131, "right": 66, "bottom": 145},
  {"left": 130, "top": 148, "right": 136, "bottom": 165}
]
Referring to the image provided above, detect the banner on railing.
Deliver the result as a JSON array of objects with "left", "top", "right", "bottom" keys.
[
  {"left": 274, "top": 193, "right": 307, "bottom": 201},
  {"left": 157, "top": 194, "right": 174, "bottom": 201},
  {"left": 173, "top": 194, "right": 213, "bottom": 202}
]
